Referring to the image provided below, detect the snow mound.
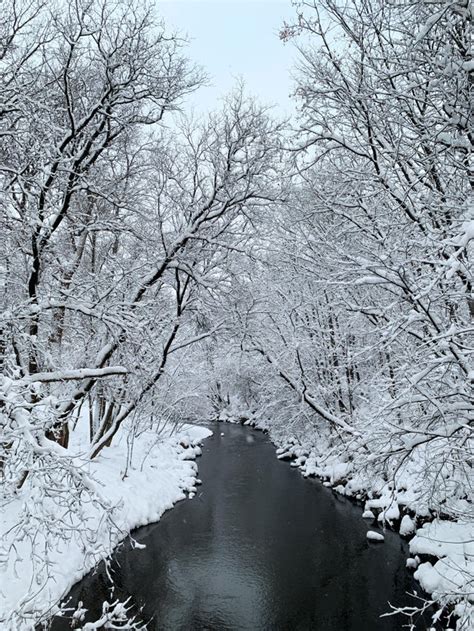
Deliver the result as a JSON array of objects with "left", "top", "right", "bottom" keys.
[
  {"left": 410, "top": 520, "right": 474, "bottom": 611},
  {"left": 367, "top": 531, "right": 385, "bottom": 542},
  {"left": 399, "top": 515, "right": 416, "bottom": 537}
]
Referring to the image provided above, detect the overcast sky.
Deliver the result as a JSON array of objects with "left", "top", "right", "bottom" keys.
[{"left": 158, "top": 0, "right": 299, "bottom": 116}]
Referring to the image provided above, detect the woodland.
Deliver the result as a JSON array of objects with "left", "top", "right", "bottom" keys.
[{"left": 0, "top": 0, "right": 472, "bottom": 628}]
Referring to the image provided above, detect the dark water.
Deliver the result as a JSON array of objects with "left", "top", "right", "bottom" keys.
[{"left": 52, "top": 424, "right": 432, "bottom": 630}]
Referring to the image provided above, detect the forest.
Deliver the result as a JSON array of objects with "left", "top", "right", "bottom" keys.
[{"left": 0, "top": 0, "right": 472, "bottom": 629}]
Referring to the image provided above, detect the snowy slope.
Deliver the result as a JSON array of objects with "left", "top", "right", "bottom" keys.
[{"left": 0, "top": 421, "right": 212, "bottom": 630}]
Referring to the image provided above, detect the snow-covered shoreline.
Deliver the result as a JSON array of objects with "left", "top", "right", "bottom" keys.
[
  {"left": 2, "top": 407, "right": 471, "bottom": 631},
  {"left": 0, "top": 423, "right": 212, "bottom": 630},
  {"left": 218, "top": 415, "right": 473, "bottom": 630}
]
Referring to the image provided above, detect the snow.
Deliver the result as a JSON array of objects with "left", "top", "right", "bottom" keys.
[
  {"left": 414, "top": 9, "right": 444, "bottom": 43},
  {"left": 20, "top": 367, "right": 128, "bottom": 383},
  {"left": 462, "top": 59, "right": 474, "bottom": 72},
  {"left": 367, "top": 531, "right": 385, "bottom": 542},
  {"left": 365, "top": 493, "right": 401, "bottom": 526},
  {"left": 354, "top": 275, "right": 389, "bottom": 285},
  {"left": 406, "top": 556, "right": 420, "bottom": 570},
  {"left": 0, "top": 417, "right": 212, "bottom": 630},
  {"left": 445, "top": 219, "right": 474, "bottom": 280},
  {"left": 410, "top": 519, "right": 474, "bottom": 616},
  {"left": 328, "top": 461, "right": 352, "bottom": 485},
  {"left": 377, "top": 500, "right": 400, "bottom": 525},
  {"left": 399, "top": 515, "right": 416, "bottom": 537}
]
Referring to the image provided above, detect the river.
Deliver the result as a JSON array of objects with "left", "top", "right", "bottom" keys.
[{"left": 51, "top": 423, "right": 432, "bottom": 630}]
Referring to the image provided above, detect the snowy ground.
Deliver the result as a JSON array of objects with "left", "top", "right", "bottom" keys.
[
  {"left": 0, "top": 419, "right": 212, "bottom": 630},
  {"left": 217, "top": 411, "right": 473, "bottom": 630}
]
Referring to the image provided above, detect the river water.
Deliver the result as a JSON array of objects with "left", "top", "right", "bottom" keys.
[{"left": 52, "top": 423, "right": 432, "bottom": 630}]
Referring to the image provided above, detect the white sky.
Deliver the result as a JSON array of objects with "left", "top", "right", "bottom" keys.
[{"left": 157, "top": 0, "right": 299, "bottom": 116}]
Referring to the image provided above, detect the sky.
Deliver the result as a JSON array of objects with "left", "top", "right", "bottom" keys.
[{"left": 157, "top": 0, "right": 299, "bottom": 116}]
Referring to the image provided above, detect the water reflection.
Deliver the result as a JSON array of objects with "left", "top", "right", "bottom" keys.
[{"left": 52, "top": 424, "right": 432, "bottom": 630}]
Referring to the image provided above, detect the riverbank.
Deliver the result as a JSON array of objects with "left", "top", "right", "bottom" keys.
[
  {"left": 52, "top": 422, "right": 426, "bottom": 631},
  {"left": 285, "top": 438, "right": 473, "bottom": 630},
  {"left": 216, "top": 413, "right": 473, "bottom": 630},
  {"left": 0, "top": 419, "right": 212, "bottom": 630}
]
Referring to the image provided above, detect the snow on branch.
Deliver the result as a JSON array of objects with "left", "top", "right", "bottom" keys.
[{"left": 21, "top": 367, "right": 128, "bottom": 384}]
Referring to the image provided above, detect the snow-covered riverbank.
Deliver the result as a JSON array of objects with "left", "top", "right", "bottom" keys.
[
  {"left": 291, "top": 440, "right": 473, "bottom": 630},
  {"left": 218, "top": 413, "right": 473, "bottom": 630},
  {"left": 0, "top": 421, "right": 212, "bottom": 630},
  {"left": 290, "top": 441, "right": 474, "bottom": 631}
]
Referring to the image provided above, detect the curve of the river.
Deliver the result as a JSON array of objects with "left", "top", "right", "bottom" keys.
[{"left": 52, "top": 423, "right": 432, "bottom": 630}]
